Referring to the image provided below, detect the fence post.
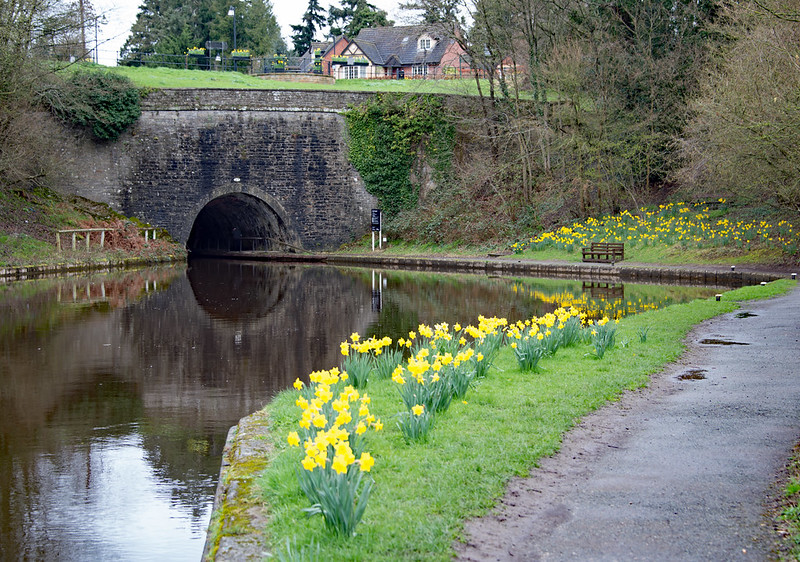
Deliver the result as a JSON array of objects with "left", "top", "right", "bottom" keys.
[
  {"left": 56, "top": 232, "right": 61, "bottom": 252},
  {"left": 100, "top": 230, "right": 105, "bottom": 248},
  {"left": 72, "top": 232, "right": 77, "bottom": 250}
]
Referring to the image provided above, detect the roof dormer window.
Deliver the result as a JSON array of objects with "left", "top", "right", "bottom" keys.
[{"left": 419, "top": 37, "right": 432, "bottom": 50}]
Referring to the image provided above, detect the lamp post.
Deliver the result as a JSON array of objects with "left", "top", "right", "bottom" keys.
[{"left": 228, "top": 6, "right": 236, "bottom": 51}]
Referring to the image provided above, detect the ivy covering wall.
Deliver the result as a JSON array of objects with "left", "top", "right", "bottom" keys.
[{"left": 344, "top": 93, "right": 454, "bottom": 220}]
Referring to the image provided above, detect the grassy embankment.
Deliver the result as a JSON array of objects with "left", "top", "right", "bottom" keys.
[
  {"left": 216, "top": 280, "right": 795, "bottom": 560},
  {"left": 341, "top": 201, "right": 799, "bottom": 269},
  {"left": 0, "top": 186, "right": 185, "bottom": 269}
]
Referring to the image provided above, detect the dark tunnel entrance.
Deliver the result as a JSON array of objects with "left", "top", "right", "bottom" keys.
[{"left": 186, "top": 193, "right": 299, "bottom": 254}]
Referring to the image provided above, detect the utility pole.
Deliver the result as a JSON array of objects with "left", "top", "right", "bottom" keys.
[{"left": 79, "top": 0, "right": 86, "bottom": 56}]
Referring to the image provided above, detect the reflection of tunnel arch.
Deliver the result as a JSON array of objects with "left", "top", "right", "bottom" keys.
[
  {"left": 186, "top": 258, "right": 291, "bottom": 320},
  {"left": 186, "top": 192, "right": 301, "bottom": 253}
]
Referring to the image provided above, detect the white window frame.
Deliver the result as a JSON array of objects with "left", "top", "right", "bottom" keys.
[
  {"left": 419, "top": 38, "right": 431, "bottom": 50},
  {"left": 342, "top": 65, "right": 362, "bottom": 79},
  {"left": 412, "top": 64, "right": 428, "bottom": 77}
]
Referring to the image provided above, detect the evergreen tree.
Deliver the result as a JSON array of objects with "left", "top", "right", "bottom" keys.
[
  {"left": 328, "top": 0, "right": 392, "bottom": 37},
  {"left": 120, "top": 0, "right": 283, "bottom": 58},
  {"left": 242, "top": 0, "right": 286, "bottom": 55},
  {"left": 291, "top": 0, "right": 326, "bottom": 55}
]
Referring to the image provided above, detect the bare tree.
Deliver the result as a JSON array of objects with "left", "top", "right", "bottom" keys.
[{"left": 683, "top": 0, "right": 800, "bottom": 215}]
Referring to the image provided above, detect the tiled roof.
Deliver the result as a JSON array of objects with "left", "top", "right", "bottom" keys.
[
  {"left": 353, "top": 25, "right": 452, "bottom": 66},
  {"left": 302, "top": 37, "right": 346, "bottom": 58}
]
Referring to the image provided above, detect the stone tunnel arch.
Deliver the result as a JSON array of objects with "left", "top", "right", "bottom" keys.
[{"left": 186, "top": 192, "right": 302, "bottom": 253}]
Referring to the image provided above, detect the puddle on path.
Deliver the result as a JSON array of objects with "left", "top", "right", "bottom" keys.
[
  {"left": 699, "top": 338, "right": 750, "bottom": 346},
  {"left": 736, "top": 312, "right": 758, "bottom": 318},
  {"left": 678, "top": 369, "right": 707, "bottom": 381}
]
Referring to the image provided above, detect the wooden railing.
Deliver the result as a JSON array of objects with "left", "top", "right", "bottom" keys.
[{"left": 56, "top": 228, "right": 158, "bottom": 251}]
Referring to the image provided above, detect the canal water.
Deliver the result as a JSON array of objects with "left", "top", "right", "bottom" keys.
[{"left": 0, "top": 259, "right": 721, "bottom": 560}]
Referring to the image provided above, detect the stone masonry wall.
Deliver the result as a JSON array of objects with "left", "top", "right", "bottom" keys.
[{"left": 59, "top": 89, "right": 378, "bottom": 250}]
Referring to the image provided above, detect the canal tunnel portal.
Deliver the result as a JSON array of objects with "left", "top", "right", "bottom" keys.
[
  {"left": 187, "top": 193, "right": 300, "bottom": 253},
  {"left": 58, "top": 89, "right": 379, "bottom": 251}
]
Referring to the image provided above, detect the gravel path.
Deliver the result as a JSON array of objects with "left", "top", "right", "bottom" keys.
[{"left": 457, "top": 286, "right": 800, "bottom": 561}]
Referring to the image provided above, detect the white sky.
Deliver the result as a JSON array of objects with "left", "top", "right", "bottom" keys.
[{"left": 91, "top": 0, "right": 405, "bottom": 66}]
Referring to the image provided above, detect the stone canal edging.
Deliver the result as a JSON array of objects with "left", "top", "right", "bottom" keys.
[
  {"left": 203, "top": 409, "right": 274, "bottom": 561},
  {"left": 324, "top": 254, "right": 786, "bottom": 286},
  {"left": 0, "top": 255, "right": 185, "bottom": 281},
  {"left": 201, "top": 255, "right": 793, "bottom": 560},
  {"left": 202, "top": 251, "right": 785, "bottom": 287}
]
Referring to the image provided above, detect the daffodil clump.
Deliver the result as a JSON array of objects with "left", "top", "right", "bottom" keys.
[
  {"left": 396, "top": 402, "right": 435, "bottom": 443},
  {"left": 288, "top": 369, "right": 382, "bottom": 536},
  {"left": 511, "top": 200, "right": 798, "bottom": 256},
  {"left": 340, "top": 332, "right": 397, "bottom": 387},
  {"left": 391, "top": 320, "right": 507, "bottom": 441},
  {"left": 464, "top": 315, "right": 507, "bottom": 378},
  {"left": 588, "top": 316, "right": 618, "bottom": 358},
  {"left": 505, "top": 307, "right": 585, "bottom": 371}
]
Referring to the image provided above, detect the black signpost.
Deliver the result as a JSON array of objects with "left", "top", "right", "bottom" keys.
[{"left": 371, "top": 209, "right": 382, "bottom": 251}]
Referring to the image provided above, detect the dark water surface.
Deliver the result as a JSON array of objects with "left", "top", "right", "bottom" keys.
[{"left": 0, "top": 259, "right": 720, "bottom": 560}]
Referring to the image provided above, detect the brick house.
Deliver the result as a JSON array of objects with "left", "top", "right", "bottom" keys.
[
  {"left": 299, "top": 36, "right": 350, "bottom": 75},
  {"left": 330, "top": 25, "right": 470, "bottom": 79}
]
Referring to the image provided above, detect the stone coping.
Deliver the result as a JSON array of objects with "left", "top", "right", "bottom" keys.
[
  {"left": 0, "top": 255, "right": 185, "bottom": 282},
  {"left": 196, "top": 251, "right": 790, "bottom": 287},
  {"left": 203, "top": 410, "right": 273, "bottom": 561}
]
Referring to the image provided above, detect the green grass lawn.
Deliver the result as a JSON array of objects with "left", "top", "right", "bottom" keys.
[
  {"left": 98, "top": 64, "right": 499, "bottom": 96},
  {"left": 240, "top": 279, "right": 795, "bottom": 560}
]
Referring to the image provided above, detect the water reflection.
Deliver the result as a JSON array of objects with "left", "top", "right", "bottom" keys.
[{"left": 0, "top": 261, "right": 721, "bottom": 560}]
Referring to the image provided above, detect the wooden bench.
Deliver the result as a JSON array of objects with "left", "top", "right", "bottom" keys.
[{"left": 582, "top": 242, "right": 625, "bottom": 264}]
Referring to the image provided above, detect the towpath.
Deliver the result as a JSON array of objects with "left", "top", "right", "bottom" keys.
[{"left": 457, "top": 286, "right": 800, "bottom": 561}]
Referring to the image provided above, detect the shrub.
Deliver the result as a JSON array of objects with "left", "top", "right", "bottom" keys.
[{"left": 41, "top": 69, "right": 141, "bottom": 141}]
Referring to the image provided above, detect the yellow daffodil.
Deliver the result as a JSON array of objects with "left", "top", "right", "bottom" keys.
[
  {"left": 359, "top": 452, "right": 375, "bottom": 472},
  {"left": 332, "top": 454, "right": 348, "bottom": 474}
]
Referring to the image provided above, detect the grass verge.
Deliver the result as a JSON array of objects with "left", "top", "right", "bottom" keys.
[
  {"left": 337, "top": 237, "right": 794, "bottom": 268},
  {"left": 774, "top": 443, "right": 800, "bottom": 560},
  {"left": 250, "top": 279, "right": 795, "bottom": 560},
  {"left": 94, "top": 64, "right": 500, "bottom": 97}
]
